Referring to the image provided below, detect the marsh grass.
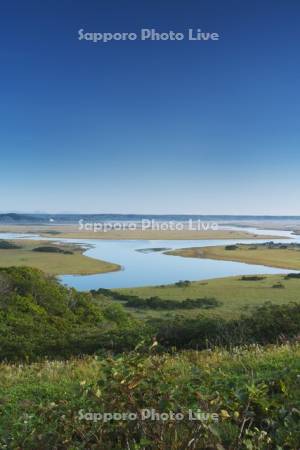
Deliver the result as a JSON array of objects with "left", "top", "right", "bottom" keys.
[
  {"left": 119, "top": 274, "right": 300, "bottom": 320},
  {"left": 168, "top": 243, "right": 300, "bottom": 270},
  {"left": 0, "top": 240, "right": 120, "bottom": 275}
]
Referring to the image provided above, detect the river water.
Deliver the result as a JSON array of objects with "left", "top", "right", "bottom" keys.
[{"left": 1, "top": 227, "right": 299, "bottom": 290}]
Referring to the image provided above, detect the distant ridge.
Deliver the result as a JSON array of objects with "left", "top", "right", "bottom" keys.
[
  {"left": 0, "top": 213, "right": 43, "bottom": 224},
  {"left": 1, "top": 213, "right": 300, "bottom": 225}
]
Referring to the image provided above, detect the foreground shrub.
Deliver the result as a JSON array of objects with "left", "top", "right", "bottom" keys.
[
  {"left": 0, "top": 344, "right": 299, "bottom": 449},
  {"left": 0, "top": 267, "right": 139, "bottom": 361}
]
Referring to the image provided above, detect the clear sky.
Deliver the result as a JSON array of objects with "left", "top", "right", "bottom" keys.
[{"left": 1, "top": 0, "right": 300, "bottom": 214}]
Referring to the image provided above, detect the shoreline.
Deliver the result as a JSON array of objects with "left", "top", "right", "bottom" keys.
[
  {"left": 166, "top": 244, "right": 300, "bottom": 271},
  {"left": 0, "top": 224, "right": 282, "bottom": 241},
  {"left": 0, "top": 239, "right": 121, "bottom": 276}
]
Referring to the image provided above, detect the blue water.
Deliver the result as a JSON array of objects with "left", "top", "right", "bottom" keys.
[{"left": 1, "top": 227, "right": 298, "bottom": 290}]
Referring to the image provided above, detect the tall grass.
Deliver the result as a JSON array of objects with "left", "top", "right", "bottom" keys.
[{"left": 1, "top": 343, "right": 299, "bottom": 449}]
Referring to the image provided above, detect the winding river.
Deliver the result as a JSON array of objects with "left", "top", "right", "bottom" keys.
[{"left": 0, "top": 226, "right": 299, "bottom": 290}]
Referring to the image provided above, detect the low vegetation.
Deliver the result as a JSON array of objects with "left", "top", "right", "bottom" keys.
[
  {"left": 175, "top": 279, "right": 192, "bottom": 287},
  {"left": 284, "top": 272, "right": 300, "bottom": 279},
  {"left": 136, "top": 247, "right": 170, "bottom": 253},
  {"left": 125, "top": 296, "right": 221, "bottom": 310},
  {"left": 0, "top": 240, "right": 21, "bottom": 250},
  {"left": 32, "top": 245, "right": 74, "bottom": 254},
  {"left": 224, "top": 244, "right": 238, "bottom": 250},
  {"left": 1, "top": 267, "right": 300, "bottom": 448},
  {"left": 0, "top": 267, "right": 140, "bottom": 361},
  {"left": 239, "top": 275, "right": 266, "bottom": 281},
  {"left": 0, "top": 343, "right": 299, "bottom": 449},
  {"left": 120, "top": 274, "right": 300, "bottom": 319},
  {"left": 167, "top": 242, "right": 300, "bottom": 270},
  {"left": 0, "top": 240, "right": 120, "bottom": 275},
  {"left": 91, "top": 288, "right": 222, "bottom": 310},
  {"left": 1, "top": 267, "right": 300, "bottom": 360}
]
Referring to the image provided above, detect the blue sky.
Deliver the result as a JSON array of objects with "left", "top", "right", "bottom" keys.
[{"left": 1, "top": 0, "right": 300, "bottom": 214}]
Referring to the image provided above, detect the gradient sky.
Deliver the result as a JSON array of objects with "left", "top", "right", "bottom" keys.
[{"left": 1, "top": 0, "right": 300, "bottom": 214}]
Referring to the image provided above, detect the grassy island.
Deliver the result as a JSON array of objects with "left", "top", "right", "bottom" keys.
[
  {"left": 0, "top": 239, "right": 120, "bottom": 275},
  {"left": 167, "top": 242, "right": 300, "bottom": 270}
]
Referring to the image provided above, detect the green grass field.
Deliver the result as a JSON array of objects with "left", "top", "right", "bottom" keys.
[
  {"left": 167, "top": 243, "right": 300, "bottom": 270},
  {"left": 1, "top": 343, "right": 299, "bottom": 449},
  {"left": 119, "top": 274, "right": 300, "bottom": 319},
  {"left": 0, "top": 240, "right": 120, "bottom": 275}
]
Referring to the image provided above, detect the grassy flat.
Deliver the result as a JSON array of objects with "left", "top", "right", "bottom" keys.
[
  {"left": 119, "top": 274, "right": 300, "bottom": 319},
  {"left": 168, "top": 243, "right": 300, "bottom": 270},
  {"left": 0, "top": 240, "right": 120, "bottom": 275},
  {"left": 0, "top": 224, "right": 281, "bottom": 240}
]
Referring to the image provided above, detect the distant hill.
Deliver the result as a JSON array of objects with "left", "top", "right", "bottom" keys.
[
  {"left": 0, "top": 213, "right": 44, "bottom": 224},
  {"left": 1, "top": 213, "right": 300, "bottom": 226}
]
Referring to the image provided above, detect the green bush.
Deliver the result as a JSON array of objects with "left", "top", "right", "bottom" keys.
[
  {"left": 284, "top": 272, "right": 300, "bottom": 279},
  {"left": 174, "top": 280, "right": 191, "bottom": 287},
  {"left": 91, "top": 288, "right": 221, "bottom": 310},
  {"left": 225, "top": 245, "right": 238, "bottom": 250},
  {"left": 32, "top": 246, "right": 73, "bottom": 254},
  {"left": 0, "top": 267, "right": 138, "bottom": 361},
  {"left": 125, "top": 296, "right": 222, "bottom": 310},
  {"left": 0, "top": 240, "right": 21, "bottom": 249},
  {"left": 155, "top": 302, "right": 300, "bottom": 350},
  {"left": 240, "top": 275, "right": 265, "bottom": 281}
]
